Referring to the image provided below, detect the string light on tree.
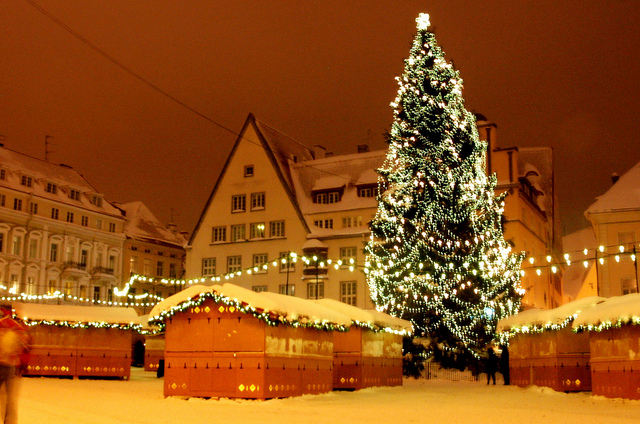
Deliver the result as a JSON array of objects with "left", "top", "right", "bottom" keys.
[{"left": 365, "top": 13, "right": 523, "bottom": 366}]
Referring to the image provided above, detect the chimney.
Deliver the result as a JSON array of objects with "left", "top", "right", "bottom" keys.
[
  {"left": 611, "top": 172, "right": 620, "bottom": 184},
  {"left": 313, "top": 144, "right": 326, "bottom": 159},
  {"left": 167, "top": 223, "right": 177, "bottom": 234},
  {"left": 357, "top": 144, "right": 370, "bottom": 153}
]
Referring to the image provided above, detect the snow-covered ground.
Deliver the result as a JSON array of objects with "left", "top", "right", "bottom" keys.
[{"left": 14, "top": 368, "right": 640, "bottom": 424}]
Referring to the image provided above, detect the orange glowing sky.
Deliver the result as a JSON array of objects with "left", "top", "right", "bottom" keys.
[{"left": 1, "top": 1, "right": 639, "bottom": 236}]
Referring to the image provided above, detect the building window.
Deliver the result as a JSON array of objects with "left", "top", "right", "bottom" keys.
[
  {"left": 341, "top": 281, "right": 357, "bottom": 305},
  {"left": 108, "top": 222, "right": 116, "bottom": 233},
  {"left": 279, "top": 284, "right": 295, "bottom": 296},
  {"left": 340, "top": 246, "right": 357, "bottom": 266},
  {"left": 280, "top": 252, "right": 295, "bottom": 272},
  {"left": 91, "top": 196, "right": 102, "bottom": 207},
  {"left": 96, "top": 219, "right": 102, "bottom": 230},
  {"left": 29, "top": 202, "right": 38, "bottom": 215},
  {"left": 314, "top": 191, "right": 341, "bottom": 204},
  {"left": 45, "top": 183, "right": 58, "bottom": 194},
  {"left": 157, "top": 261, "right": 164, "bottom": 277},
  {"left": 0, "top": 234, "right": 3, "bottom": 253},
  {"left": 251, "top": 192, "right": 265, "bottom": 210},
  {"left": 618, "top": 232, "right": 636, "bottom": 251},
  {"left": 51, "top": 208, "right": 59, "bottom": 220},
  {"left": 50, "top": 243, "right": 59, "bottom": 262},
  {"left": 227, "top": 256, "right": 242, "bottom": 273},
  {"left": 13, "top": 198, "right": 22, "bottom": 211},
  {"left": 47, "top": 280, "right": 57, "bottom": 295},
  {"left": 253, "top": 253, "right": 268, "bottom": 272},
  {"left": 622, "top": 278, "right": 638, "bottom": 295},
  {"left": 0, "top": 194, "right": 4, "bottom": 207},
  {"left": 307, "top": 282, "right": 324, "bottom": 299},
  {"left": 231, "top": 194, "right": 246, "bottom": 213},
  {"left": 11, "top": 235, "right": 22, "bottom": 256},
  {"left": 0, "top": 169, "right": 5, "bottom": 180},
  {"left": 343, "top": 216, "right": 363, "bottom": 228},
  {"left": 66, "top": 212, "right": 74, "bottom": 223},
  {"left": 252, "top": 285, "right": 267, "bottom": 293},
  {"left": 28, "top": 239, "right": 38, "bottom": 259},
  {"left": 269, "top": 220, "right": 285, "bottom": 238},
  {"left": 314, "top": 219, "right": 333, "bottom": 229},
  {"left": 108, "top": 255, "right": 116, "bottom": 272},
  {"left": 250, "top": 222, "right": 265, "bottom": 239},
  {"left": 169, "top": 263, "right": 177, "bottom": 279},
  {"left": 202, "top": 258, "right": 216, "bottom": 276},
  {"left": 212, "top": 226, "right": 227, "bottom": 243},
  {"left": 20, "top": 175, "right": 33, "bottom": 187},
  {"left": 230, "top": 224, "right": 245, "bottom": 242},
  {"left": 80, "top": 249, "right": 88, "bottom": 267},
  {"left": 69, "top": 189, "right": 81, "bottom": 201},
  {"left": 81, "top": 216, "right": 89, "bottom": 227},
  {"left": 93, "top": 286, "right": 101, "bottom": 302},
  {"left": 244, "top": 165, "right": 254, "bottom": 177},
  {"left": 130, "top": 256, "right": 139, "bottom": 274},
  {"left": 143, "top": 259, "right": 152, "bottom": 275}
]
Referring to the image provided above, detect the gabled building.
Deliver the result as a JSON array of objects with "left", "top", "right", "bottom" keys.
[
  {"left": 186, "top": 114, "right": 379, "bottom": 308},
  {"left": 0, "top": 144, "right": 126, "bottom": 305},
  {"left": 114, "top": 201, "right": 187, "bottom": 313},
  {"left": 585, "top": 163, "right": 640, "bottom": 297}
]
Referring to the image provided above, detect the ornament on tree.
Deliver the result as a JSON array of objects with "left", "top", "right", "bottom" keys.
[{"left": 365, "top": 13, "right": 523, "bottom": 367}]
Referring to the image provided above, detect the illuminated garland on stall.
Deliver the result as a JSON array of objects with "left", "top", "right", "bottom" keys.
[
  {"left": 19, "top": 318, "right": 141, "bottom": 331},
  {"left": 148, "top": 290, "right": 350, "bottom": 333}
]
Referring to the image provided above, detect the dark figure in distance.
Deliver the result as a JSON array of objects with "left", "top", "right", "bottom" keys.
[
  {"left": 500, "top": 344, "right": 510, "bottom": 385},
  {"left": 486, "top": 346, "right": 497, "bottom": 385}
]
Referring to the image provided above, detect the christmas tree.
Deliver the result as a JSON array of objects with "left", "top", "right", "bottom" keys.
[{"left": 365, "top": 13, "right": 523, "bottom": 366}]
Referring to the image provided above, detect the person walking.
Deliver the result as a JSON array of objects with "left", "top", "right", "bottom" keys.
[
  {"left": 500, "top": 344, "right": 510, "bottom": 385},
  {"left": 486, "top": 345, "right": 497, "bottom": 385},
  {"left": 0, "top": 306, "right": 30, "bottom": 424}
]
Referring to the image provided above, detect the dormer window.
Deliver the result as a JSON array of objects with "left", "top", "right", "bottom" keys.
[
  {"left": 45, "top": 182, "right": 58, "bottom": 194},
  {"left": 0, "top": 169, "right": 6, "bottom": 181},
  {"left": 20, "top": 175, "right": 33, "bottom": 188},
  {"left": 91, "top": 195, "right": 103, "bottom": 207},
  {"left": 314, "top": 190, "right": 342, "bottom": 204},
  {"left": 69, "top": 189, "right": 81, "bottom": 201},
  {"left": 244, "top": 165, "right": 254, "bottom": 177},
  {"left": 357, "top": 183, "right": 377, "bottom": 198}
]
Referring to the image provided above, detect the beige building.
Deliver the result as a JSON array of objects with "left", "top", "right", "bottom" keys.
[
  {"left": 115, "top": 201, "right": 187, "bottom": 314},
  {"left": 478, "top": 119, "right": 563, "bottom": 309},
  {"left": 0, "top": 145, "right": 126, "bottom": 305},
  {"left": 585, "top": 163, "right": 640, "bottom": 297},
  {"left": 186, "top": 114, "right": 379, "bottom": 308}
]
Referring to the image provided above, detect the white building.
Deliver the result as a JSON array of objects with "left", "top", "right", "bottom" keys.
[{"left": 0, "top": 145, "right": 126, "bottom": 304}]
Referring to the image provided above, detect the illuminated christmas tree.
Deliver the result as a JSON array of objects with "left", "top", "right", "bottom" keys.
[{"left": 365, "top": 13, "right": 523, "bottom": 366}]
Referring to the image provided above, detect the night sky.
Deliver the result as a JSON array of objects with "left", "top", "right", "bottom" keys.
[{"left": 1, "top": 1, "right": 639, "bottom": 237}]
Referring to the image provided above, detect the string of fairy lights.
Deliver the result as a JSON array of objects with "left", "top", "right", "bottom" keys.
[{"left": 1, "top": 240, "right": 637, "bottom": 309}]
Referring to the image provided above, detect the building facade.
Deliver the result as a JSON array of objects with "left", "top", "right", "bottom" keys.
[
  {"left": 0, "top": 145, "right": 126, "bottom": 305},
  {"left": 585, "top": 163, "right": 640, "bottom": 297}
]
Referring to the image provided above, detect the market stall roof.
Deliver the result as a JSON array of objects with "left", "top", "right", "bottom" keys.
[
  {"left": 13, "top": 302, "right": 141, "bottom": 328},
  {"left": 314, "top": 298, "right": 412, "bottom": 335},
  {"left": 497, "top": 296, "right": 605, "bottom": 334},
  {"left": 572, "top": 293, "right": 640, "bottom": 330}
]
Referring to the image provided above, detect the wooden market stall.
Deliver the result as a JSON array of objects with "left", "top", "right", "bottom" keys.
[
  {"left": 314, "top": 298, "right": 411, "bottom": 390},
  {"left": 149, "top": 283, "right": 352, "bottom": 399},
  {"left": 572, "top": 293, "right": 640, "bottom": 400},
  {"left": 13, "top": 302, "right": 140, "bottom": 379},
  {"left": 497, "top": 297, "right": 604, "bottom": 392}
]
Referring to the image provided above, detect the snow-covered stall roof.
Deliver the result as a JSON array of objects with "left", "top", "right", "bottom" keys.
[
  {"left": 314, "top": 298, "right": 412, "bottom": 335},
  {"left": 148, "top": 283, "right": 352, "bottom": 331},
  {"left": 572, "top": 293, "right": 640, "bottom": 331},
  {"left": 496, "top": 296, "right": 605, "bottom": 335},
  {"left": 13, "top": 302, "right": 141, "bottom": 329}
]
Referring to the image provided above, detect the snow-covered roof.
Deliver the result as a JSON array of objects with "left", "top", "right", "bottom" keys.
[
  {"left": 291, "top": 150, "right": 384, "bottom": 215},
  {"left": 115, "top": 201, "right": 186, "bottom": 248},
  {"left": 13, "top": 302, "right": 141, "bottom": 328},
  {"left": 0, "top": 146, "right": 124, "bottom": 217},
  {"left": 149, "top": 283, "right": 355, "bottom": 330},
  {"left": 587, "top": 161, "right": 640, "bottom": 214},
  {"left": 314, "top": 298, "right": 412, "bottom": 335},
  {"left": 497, "top": 296, "right": 605, "bottom": 333},
  {"left": 572, "top": 293, "right": 640, "bottom": 330}
]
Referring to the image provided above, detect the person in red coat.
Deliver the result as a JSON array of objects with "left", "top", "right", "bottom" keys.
[{"left": 0, "top": 306, "right": 31, "bottom": 424}]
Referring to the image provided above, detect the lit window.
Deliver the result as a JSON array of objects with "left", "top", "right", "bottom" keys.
[{"left": 250, "top": 222, "right": 265, "bottom": 239}]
